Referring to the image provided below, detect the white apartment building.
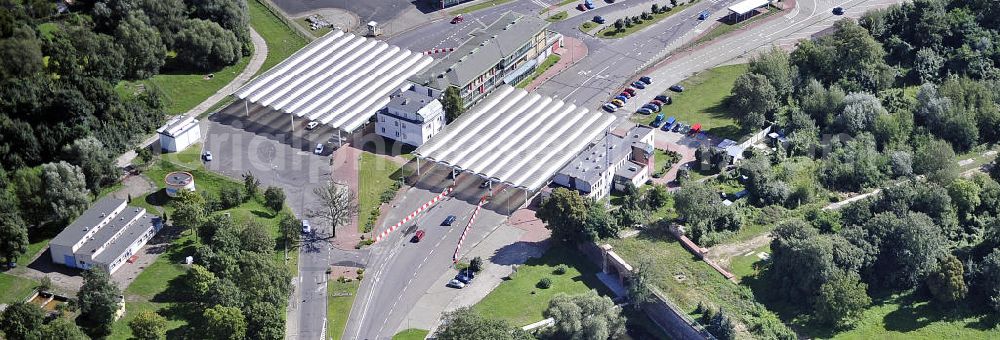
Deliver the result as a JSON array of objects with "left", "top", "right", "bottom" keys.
[
  {"left": 553, "top": 126, "right": 655, "bottom": 200},
  {"left": 376, "top": 87, "right": 446, "bottom": 147},
  {"left": 49, "top": 197, "right": 163, "bottom": 274}
]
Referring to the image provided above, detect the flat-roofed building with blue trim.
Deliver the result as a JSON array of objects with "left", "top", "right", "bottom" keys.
[{"left": 49, "top": 197, "right": 163, "bottom": 274}]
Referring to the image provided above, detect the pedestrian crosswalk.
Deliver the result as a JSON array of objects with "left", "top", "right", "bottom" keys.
[{"left": 531, "top": 0, "right": 550, "bottom": 8}]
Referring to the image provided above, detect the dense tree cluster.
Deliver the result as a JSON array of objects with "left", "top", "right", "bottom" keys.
[{"left": 434, "top": 308, "right": 533, "bottom": 340}]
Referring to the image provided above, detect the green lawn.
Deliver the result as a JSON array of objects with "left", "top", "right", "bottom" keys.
[
  {"left": 250, "top": 0, "right": 309, "bottom": 76},
  {"left": 358, "top": 153, "right": 403, "bottom": 232},
  {"left": 544, "top": 11, "right": 568, "bottom": 22},
  {"left": 633, "top": 64, "right": 747, "bottom": 140},
  {"left": 109, "top": 302, "right": 189, "bottom": 340},
  {"left": 450, "top": 0, "right": 515, "bottom": 15},
  {"left": 328, "top": 280, "right": 360, "bottom": 340},
  {"left": 727, "top": 244, "right": 769, "bottom": 280},
  {"left": 393, "top": 328, "right": 429, "bottom": 340},
  {"left": 598, "top": 2, "right": 695, "bottom": 39},
  {"left": 580, "top": 21, "right": 598, "bottom": 33},
  {"left": 516, "top": 54, "right": 561, "bottom": 88},
  {"left": 473, "top": 246, "right": 610, "bottom": 327},
  {"left": 0, "top": 273, "right": 38, "bottom": 304},
  {"left": 818, "top": 293, "right": 999, "bottom": 339},
  {"left": 140, "top": 56, "right": 251, "bottom": 115},
  {"left": 692, "top": 5, "right": 781, "bottom": 45},
  {"left": 124, "top": 232, "right": 194, "bottom": 300},
  {"left": 15, "top": 237, "right": 51, "bottom": 268}
]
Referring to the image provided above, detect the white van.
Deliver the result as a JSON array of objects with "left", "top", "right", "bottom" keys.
[{"left": 301, "top": 220, "right": 312, "bottom": 234}]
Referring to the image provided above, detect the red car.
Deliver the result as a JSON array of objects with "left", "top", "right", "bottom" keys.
[
  {"left": 451, "top": 16, "right": 464, "bottom": 24},
  {"left": 623, "top": 88, "right": 636, "bottom": 95},
  {"left": 620, "top": 92, "right": 632, "bottom": 98},
  {"left": 577, "top": 3, "right": 586, "bottom": 10},
  {"left": 412, "top": 230, "right": 426, "bottom": 243},
  {"left": 651, "top": 99, "right": 665, "bottom": 106}
]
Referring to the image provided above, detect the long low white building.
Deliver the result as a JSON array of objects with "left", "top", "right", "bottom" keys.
[
  {"left": 414, "top": 85, "right": 616, "bottom": 192},
  {"left": 49, "top": 197, "right": 163, "bottom": 274},
  {"left": 234, "top": 30, "right": 436, "bottom": 134}
]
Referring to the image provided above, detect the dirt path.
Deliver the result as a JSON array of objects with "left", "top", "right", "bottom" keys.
[{"left": 705, "top": 233, "right": 772, "bottom": 269}]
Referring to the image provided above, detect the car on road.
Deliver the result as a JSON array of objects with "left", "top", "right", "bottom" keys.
[
  {"left": 640, "top": 76, "right": 652, "bottom": 84},
  {"left": 202, "top": 151, "right": 213, "bottom": 161},
  {"left": 446, "top": 279, "right": 465, "bottom": 289},
  {"left": 412, "top": 229, "right": 426, "bottom": 243},
  {"left": 698, "top": 10, "right": 711, "bottom": 20},
  {"left": 306, "top": 121, "right": 320, "bottom": 130},
  {"left": 631, "top": 81, "right": 646, "bottom": 89},
  {"left": 669, "top": 84, "right": 685, "bottom": 92},
  {"left": 603, "top": 102, "right": 619, "bottom": 112},
  {"left": 611, "top": 99, "right": 625, "bottom": 107},
  {"left": 655, "top": 95, "right": 672, "bottom": 104},
  {"left": 442, "top": 215, "right": 457, "bottom": 226},
  {"left": 638, "top": 107, "right": 654, "bottom": 115},
  {"left": 832, "top": 6, "right": 845, "bottom": 15},
  {"left": 593, "top": 16, "right": 605, "bottom": 24},
  {"left": 451, "top": 15, "right": 464, "bottom": 24},
  {"left": 301, "top": 220, "right": 311, "bottom": 234},
  {"left": 314, "top": 143, "right": 325, "bottom": 154}
]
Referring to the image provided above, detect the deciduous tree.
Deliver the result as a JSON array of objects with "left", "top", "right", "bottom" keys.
[
  {"left": 442, "top": 87, "right": 465, "bottom": 123},
  {"left": 814, "top": 271, "right": 871, "bottom": 328},
  {"left": 308, "top": 182, "right": 357, "bottom": 239},
  {"left": 202, "top": 305, "right": 247, "bottom": 340},
  {"left": 543, "top": 292, "right": 626, "bottom": 340},
  {"left": 537, "top": 188, "right": 589, "bottom": 242},
  {"left": 434, "top": 307, "right": 532, "bottom": 340},
  {"left": 78, "top": 268, "right": 122, "bottom": 336},
  {"left": 170, "top": 189, "right": 207, "bottom": 231},
  {"left": 927, "top": 253, "right": 967, "bottom": 303},
  {"left": 0, "top": 302, "right": 44, "bottom": 340},
  {"left": 41, "top": 161, "right": 90, "bottom": 225},
  {"left": 263, "top": 186, "right": 285, "bottom": 213},
  {"left": 129, "top": 310, "right": 167, "bottom": 340}
]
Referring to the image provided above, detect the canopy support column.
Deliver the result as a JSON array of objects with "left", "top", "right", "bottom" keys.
[{"left": 244, "top": 100, "right": 249, "bottom": 117}]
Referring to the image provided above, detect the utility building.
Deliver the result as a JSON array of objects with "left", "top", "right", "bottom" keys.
[
  {"left": 409, "top": 12, "right": 561, "bottom": 110},
  {"left": 49, "top": 198, "right": 163, "bottom": 274},
  {"left": 157, "top": 115, "right": 201, "bottom": 153},
  {"left": 553, "top": 126, "right": 655, "bottom": 200}
]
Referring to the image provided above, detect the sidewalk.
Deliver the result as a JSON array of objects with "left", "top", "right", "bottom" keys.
[
  {"left": 330, "top": 145, "right": 363, "bottom": 250},
  {"left": 524, "top": 36, "right": 588, "bottom": 91}
]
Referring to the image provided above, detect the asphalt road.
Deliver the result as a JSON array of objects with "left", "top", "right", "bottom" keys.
[
  {"left": 272, "top": 0, "right": 416, "bottom": 22},
  {"left": 343, "top": 164, "right": 523, "bottom": 339},
  {"left": 203, "top": 104, "right": 365, "bottom": 340},
  {"left": 387, "top": 0, "right": 556, "bottom": 54}
]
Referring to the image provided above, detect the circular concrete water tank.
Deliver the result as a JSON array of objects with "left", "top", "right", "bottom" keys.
[{"left": 165, "top": 171, "right": 195, "bottom": 197}]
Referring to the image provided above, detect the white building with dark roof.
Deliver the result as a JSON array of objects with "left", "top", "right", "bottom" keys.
[
  {"left": 553, "top": 126, "right": 655, "bottom": 200},
  {"left": 375, "top": 86, "right": 446, "bottom": 147},
  {"left": 49, "top": 197, "right": 163, "bottom": 274}
]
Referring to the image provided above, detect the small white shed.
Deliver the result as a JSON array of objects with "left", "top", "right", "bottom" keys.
[{"left": 157, "top": 115, "right": 201, "bottom": 153}]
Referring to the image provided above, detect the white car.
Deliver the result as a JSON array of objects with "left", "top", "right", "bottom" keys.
[
  {"left": 301, "top": 220, "right": 311, "bottom": 234},
  {"left": 603, "top": 102, "right": 619, "bottom": 112},
  {"left": 202, "top": 151, "right": 213, "bottom": 161},
  {"left": 446, "top": 279, "right": 465, "bottom": 289},
  {"left": 306, "top": 121, "right": 319, "bottom": 130},
  {"left": 314, "top": 143, "right": 325, "bottom": 155}
]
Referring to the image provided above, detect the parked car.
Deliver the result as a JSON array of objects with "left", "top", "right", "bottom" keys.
[
  {"left": 651, "top": 99, "right": 665, "bottom": 106},
  {"left": 698, "top": 10, "right": 710, "bottom": 20},
  {"left": 584, "top": 0, "right": 595, "bottom": 9},
  {"left": 643, "top": 104, "right": 660, "bottom": 113},
  {"left": 603, "top": 102, "right": 619, "bottom": 112},
  {"left": 669, "top": 84, "right": 685, "bottom": 92},
  {"left": 455, "top": 273, "right": 473, "bottom": 284},
  {"left": 593, "top": 15, "right": 606, "bottom": 24},
  {"left": 446, "top": 279, "right": 465, "bottom": 288},
  {"left": 654, "top": 95, "right": 672, "bottom": 104},
  {"left": 451, "top": 15, "right": 464, "bottom": 24},
  {"left": 577, "top": 3, "right": 586, "bottom": 10},
  {"left": 651, "top": 113, "right": 665, "bottom": 127},
  {"left": 202, "top": 151, "right": 213, "bottom": 161},
  {"left": 412, "top": 229, "right": 426, "bottom": 243},
  {"left": 306, "top": 121, "right": 320, "bottom": 130},
  {"left": 662, "top": 116, "right": 676, "bottom": 131},
  {"left": 640, "top": 76, "right": 652, "bottom": 84},
  {"left": 611, "top": 99, "right": 625, "bottom": 107},
  {"left": 623, "top": 88, "right": 636, "bottom": 95},
  {"left": 615, "top": 95, "right": 629, "bottom": 102},
  {"left": 442, "top": 215, "right": 457, "bottom": 226},
  {"left": 673, "top": 123, "right": 686, "bottom": 132},
  {"left": 620, "top": 91, "right": 632, "bottom": 98},
  {"left": 314, "top": 143, "right": 325, "bottom": 154},
  {"left": 301, "top": 220, "right": 311, "bottom": 234},
  {"left": 632, "top": 81, "right": 646, "bottom": 89},
  {"left": 832, "top": 6, "right": 844, "bottom": 15},
  {"left": 638, "top": 107, "right": 654, "bottom": 115}
]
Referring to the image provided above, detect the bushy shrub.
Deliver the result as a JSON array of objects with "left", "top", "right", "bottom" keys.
[
  {"left": 537, "top": 277, "right": 553, "bottom": 289},
  {"left": 554, "top": 264, "right": 568, "bottom": 275}
]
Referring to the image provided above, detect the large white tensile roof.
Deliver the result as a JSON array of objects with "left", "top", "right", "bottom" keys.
[
  {"left": 728, "top": 0, "right": 770, "bottom": 15},
  {"left": 414, "top": 86, "right": 617, "bottom": 191},
  {"left": 234, "top": 30, "right": 435, "bottom": 132}
]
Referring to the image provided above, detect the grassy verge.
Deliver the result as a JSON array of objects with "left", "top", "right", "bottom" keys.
[
  {"left": 327, "top": 280, "right": 360, "bottom": 340},
  {"left": 597, "top": 1, "right": 695, "bottom": 39},
  {"left": 473, "top": 246, "right": 610, "bottom": 327},
  {"left": 249, "top": 0, "right": 309, "bottom": 76},
  {"left": 727, "top": 244, "right": 769, "bottom": 280},
  {"left": 138, "top": 56, "right": 251, "bottom": 115},
  {"left": 450, "top": 0, "right": 515, "bottom": 15},
  {"left": 109, "top": 302, "right": 189, "bottom": 340},
  {"left": 692, "top": 5, "right": 781, "bottom": 45},
  {"left": 358, "top": 153, "right": 403, "bottom": 232},
  {"left": 807, "top": 292, "right": 999, "bottom": 339},
  {"left": 545, "top": 11, "right": 569, "bottom": 22},
  {"left": 632, "top": 64, "right": 746, "bottom": 140},
  {"left": 515, "top": 54, "right": 561, "bottom": 88},
  {"left": 15, "top": 237, "right": 51, "bottom": 268},
  {"left": 0, "top": 273, "right": 39, "bottom": 304},
  {"left": 393, "top": 328, "right": 430, "bottom": 340},
  {"left": 580, "top": 21, "right": 598, "bottom": 33}
]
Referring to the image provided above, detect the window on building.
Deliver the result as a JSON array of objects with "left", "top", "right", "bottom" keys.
[
  {"left": 394, "top": 121, "right": 399, "bottom": 126},
  {"left": 381, "top": 127, "right": 386, "bottom": 133},
  {"left": 395, "top": 132, "right": 400, "bottom": 137}
]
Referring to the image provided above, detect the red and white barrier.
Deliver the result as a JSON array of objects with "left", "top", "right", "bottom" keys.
[
  {"left": 453, "top": 196, "right": 487, "bottom": 263},
  {"left": 374, "top": 186, "right": 454, "bottom": 243},
  {"left": 424, "top": 47, "right": 455, "bottom": 55}
]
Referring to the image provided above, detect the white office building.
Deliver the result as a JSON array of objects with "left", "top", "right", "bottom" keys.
[
  {"left": 553, "top": 126, "right": 655, "bottom": 200},
  {"left": 376, "top": 87, "right": 446, "bottom": 147},
  {"left": 49, "top": 198, "right": 163, "bottom": 274},
  {"left": 157, "top": 115, "right": 201, "bottom": 153}
]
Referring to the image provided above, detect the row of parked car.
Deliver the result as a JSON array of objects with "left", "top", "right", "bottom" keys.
[
  {"left": 651, "top": 113, "right": 702, "bottom": 134},
  {"left": 603, "top": 76, "right": 654, "bottom": 112},
  {"left": 447, "top": 268, "right": 476, "bottom": 288}
]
